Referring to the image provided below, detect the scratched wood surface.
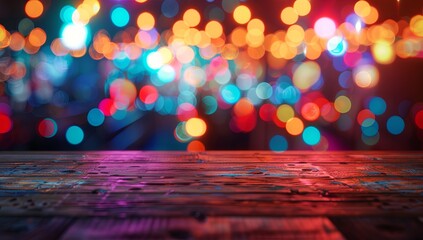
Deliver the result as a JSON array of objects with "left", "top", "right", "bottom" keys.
[{"left": 0, "top": 151, "right": 422, "bottom": 239}]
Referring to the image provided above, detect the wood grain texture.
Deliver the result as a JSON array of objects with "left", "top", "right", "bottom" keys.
[{"left": 0, "top": 151, "right": 422, "bottom": 239}]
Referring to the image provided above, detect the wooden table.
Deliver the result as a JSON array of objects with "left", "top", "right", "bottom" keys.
[{"left": 0, "top": 151, "right": 422, "bottom": 239}]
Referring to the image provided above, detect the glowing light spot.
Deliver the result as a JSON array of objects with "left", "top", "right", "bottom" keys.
[
  {"left": 286, "top": 117, "right": 304, "bottom": 136},
  {"left": 361, "top": 119, "right": 379, "bottom": 137},
  {"left": 259, "top": 104, "right": 276, "bottom": 122},
  {"left": 183, "top": 66, "right": 207, "bottom": 87},
  {"left": 233, "top": 5, "right": 251, "bottom": 24},
  {"left": 87, "top": 108, "right": 105, "bottom": 127},
  {"left": 301, "top": 102, "right": 320, "bottom": 121},
  {"left": 111, "top": 7, "right": 130, "bottom": 27},
  {"left": 25, "top": 0, "right": 44, "bottom": 18},
  {"left": 302, "top": 126, "right": 321, "bottom": 146},
  {"left": 334, "top": 95, "right": 351, "bottom": 113},
  {"left": 357, "top": 109, "right": 375, "bottom": 126},
  {"left": 205, "top": 21, "right": 223, "bottom": 38},
  {"left": 139, "top": 85, "right": 159, "bottom": 105},
  {"left": 202, "top": 96, "right": 218, "bottom": 115},
  {"left": 286, "top": 25, "right": 305, "bottom": 44},
  {"left": 293, "top": 0, "right": 311, "bottom": 16},
  {"left": 415, "top": 110, "right": 423, "bottom": 129},
  {"left": 61, "top": 23, "right": 88, "bottom": 50},
  {"left": 60, "top": 5, "right": 75, "bottom": 23},
  {"left": 368, "top": 97, "right": 386, "bottom": 115},
  {"left": 247, "top": 18, "right": 265, "bottom": 32},
  {"left": 293, "top": 61, "right": 321, "bottom": 91},
  {"left": 183, "top": 9, "right": 201, "bottom": 27},
  {"left": 236, "top": 74, "right": 254, "bottom": 91},
  {"left": 280, "top": 7, "right": 298, "bottom": 25},
  {"left": 185, "top": 118, "right": 207, "bottom": 137},
  {"left": 269, "top": 135, "right": 288, "bottom": 152},
  {"left": 175, "top": 46, "right": 195, "bottom": 64},
  {"left": 28, "top": 28, "right": 47, "bottom": 47},
  {"left": 354, "top": 1, "right": 371, "bottom": 18},
  {"left": 110, "top": 79, "right": 137, "bottom": 109},
  {"left": 146, "top": 51, "right": 163, "bottom": 70},
  {"left": 66, "top": 126, "right": 84, "bottom": 145},
  {"left": 137, "top": 12, "right": 155, "bottom": 31},
  {"left": 256, "top": 82, "right": 273, "bottom": 100},
  {"left": 221, "top": 84, "right": 241, "bottom": 104},
  {"left": 157, "top": 65, "right": 175, "bottom": 84},
  {"left": 233, "top": 98, "right": 254, "bottom": 117},
  {"left": 372, "top": 41, "right": 395, "bottom": 64},
  {"left": 187, "top": 140, "right": 205, "bottom": 151},
  {"left": 353, "top": 65, "right": 379, "bottom": 88},
  {"left": 327, "top": 36, "right": 347, "bottom": 56},
  {"left": 161, "top": 0, "right": 179, "bottom": 18},
  {"left": 276, "top": 104, "right": 295, "bottom": 123},
  {"left": 0, "top": 114, "right": 12, "bottom": 134},
  {"left": 314, "top": 17, "right": 336, "bottom": 38},
  {"left": 410, "top": 15, "right": 423, "bottom": 37},
  {"left": 175, "top": 122, "right": 191, "bottom": 142},
  {"left": 38, "top": 118, "right": 58, "bottom": 138},
  {"left": 177, "top": 103, "right": 198, "bottom": 121},
  {"left": 387, "top": 116, "right": 405, "bottom": 135}
]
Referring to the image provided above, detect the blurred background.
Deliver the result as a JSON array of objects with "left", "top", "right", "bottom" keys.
[{"left": 0, "top": 0, "right": 422, "bottom": 151}]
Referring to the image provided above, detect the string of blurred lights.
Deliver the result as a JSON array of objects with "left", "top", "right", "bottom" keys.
[{"left": 0, "top": 0, "right": 422, "bottom": 151}]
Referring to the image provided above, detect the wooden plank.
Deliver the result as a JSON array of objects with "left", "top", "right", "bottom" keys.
[
  {"left": 0, "top": 217, "right": 72, "bottom": 240},
  {"left": 331, "top": 217, "right": 423, "bottom": 240},
  {"left": 61, "top": 217, "right": 345, "bottom": 240},
  {"left": 0, "top": 151, "right": 422, "bottom": 238}
]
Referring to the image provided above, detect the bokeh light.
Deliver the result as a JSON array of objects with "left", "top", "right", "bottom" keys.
[
  {"left": 61, "top": 23, "right": 88, "bottom": 50},
  {"left": 111, "top": 7, "right": 130, "bottom": 28},
  {"left": 66, "top": 126, "right": 84, "bottom": 145},
  {"left": 314, "top": 17, "right": 336, "bottom": 38},
  {"left": 387, "top": 116, "right": 405, "bottom": 135},
  {"left": 233, "top": 5, "right": 251, "bottom": 24},
  {"left": 302, "top": 126, "right": 321, "bottom": 146},
  {"left": 38, "top": 118, "right": 58, "bottom": 138},
  {"left": 25, "top": 0, "right": 44, "bottom": 19},
  {"left": 185, "top": 118, "right": 207, "bottom": 137},
  {"left": 0, "top": 114, "right": 12, "bottom": 134}
]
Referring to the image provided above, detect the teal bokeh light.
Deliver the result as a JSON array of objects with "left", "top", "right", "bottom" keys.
[{"left": 111, "top": 7, "right": 130, "bottom": 27}]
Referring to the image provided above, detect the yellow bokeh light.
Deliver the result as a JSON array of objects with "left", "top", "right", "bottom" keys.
[
  {"left": 185, "top": 118, "right": 207, "bottom": 137},
  {"left": 247, "top": 18, "right": 265, "bottom": 33},
  {"left": 230, "top": 27, "right": 247, "bottom": 47},
  {"left": 172, "top": 20, "right": 189, "bottom": 38},
  {"left": 137, "top": 12, "right": 155, "bottom": 31},
  {"left": 353, "top": 64, "right": 379, "bottom": 88},
  {"left": 354, "top": 1, "right": 371, "bottom": 18},
  {"left": 205, "top": 21, "right": 223, "bottom": 39},
  {"left": 334, "top": 96, "right": 352, "bottom": 113},
  {"left": 183, "top": 9, "right": 201, "bottom": 27},
  {"left": 286, "top": 117, "right": 304, "bottom": 136},
  {"left": 25, "top": 0, "right": 44, "bottom": 19},
  {"left": 293, "top": 61, "right": 321, "bottom": 91},
  {"left": 233, "top": 5, "right": 251, "bottom": 24},
  {"left": 293, "top": 0, "right": 311, "bottom": 17},
  {"left": 246, "top": 29, "right": 264, "bottom": 47},
  {"left": 410, "top": 15, "right": 423, "bottom": 37},
  {"left": 362, "top": 7, "right": 379, "bottom": 25},
  {"left": 372, "top": 41, "right": 395, "bottom": 64},
  {"left": 280, "top": 7, "right": 298, "bottom": 25},
  {"left": 276, "top": 104, "right": 295, "bottom": 123},
  {"left": 286, "top": 24, "right": 305, "bottom": 45}
]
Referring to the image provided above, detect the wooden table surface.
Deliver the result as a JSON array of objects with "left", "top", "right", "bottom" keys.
[{"left": 0, "top": 151, "right": 422, "bottom": 239}]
